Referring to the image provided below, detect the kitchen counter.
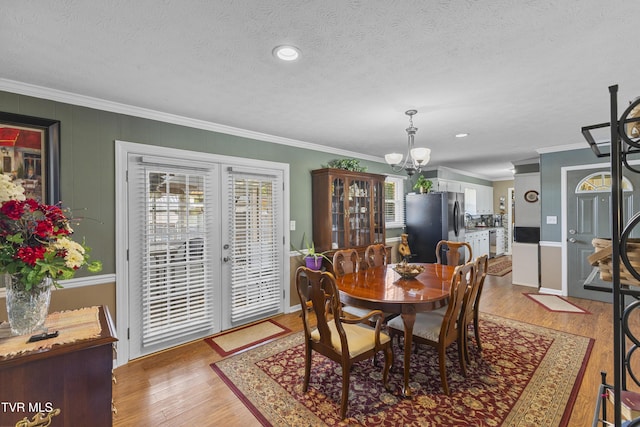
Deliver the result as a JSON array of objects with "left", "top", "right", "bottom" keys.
[{"left": 466, "top": 226, "right": 501, "bottom": 232}]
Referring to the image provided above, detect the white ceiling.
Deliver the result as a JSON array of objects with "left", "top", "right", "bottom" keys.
[{"left": 1, "top": 0, "right": 639, "bottom": 180}]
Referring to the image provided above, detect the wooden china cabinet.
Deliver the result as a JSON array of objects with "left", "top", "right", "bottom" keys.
[{"left": 311, "top": 168, "right": 386, "bottom": 266}]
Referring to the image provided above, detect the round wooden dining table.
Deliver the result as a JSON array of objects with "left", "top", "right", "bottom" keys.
[{"left": 335, "top": 263, "right": 455, "bottom": 398}]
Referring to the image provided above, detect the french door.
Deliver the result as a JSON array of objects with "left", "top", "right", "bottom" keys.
[
  {"left": 220, "top": 166, "right": 285, "bottom": 330},
  {"left": 127, "top": 156, "right": 220, "bottom": 358},
  {"left": 120, "top": 144, "right": 287, "bottom": 361}
]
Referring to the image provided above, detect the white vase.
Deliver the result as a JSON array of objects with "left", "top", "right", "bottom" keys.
[{"left": 5, "top": 274, "right": 52, "bottom": 336}]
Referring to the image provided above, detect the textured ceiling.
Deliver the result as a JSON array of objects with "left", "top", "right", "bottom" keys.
[{"left": 1, "top": 0, "right": 639, "bottom": 180}]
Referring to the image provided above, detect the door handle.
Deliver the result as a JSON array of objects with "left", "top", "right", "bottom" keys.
[
  {"left": 223, "top": 256, "right": 232, "bottom": 262},
  {"left": 453, "top": 201, "right": 459, "bottom": 237},
  {"left": 568, "top": 238, "right": 577, "bottom": 243}
]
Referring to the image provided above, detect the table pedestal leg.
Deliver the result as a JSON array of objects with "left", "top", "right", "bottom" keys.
[{"left": 400, "top": 309, "right": 416, "bottom": 398}]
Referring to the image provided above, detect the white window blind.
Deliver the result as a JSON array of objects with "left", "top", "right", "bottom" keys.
[
  {"left": 385, "top": 175, "right": 406, "bottom": 229},
  {"left": 140, "top": 167, "right": 215, "bottom": 347},
  {"left": 227, "top": 169, "right": 282, "bottom": 323}
]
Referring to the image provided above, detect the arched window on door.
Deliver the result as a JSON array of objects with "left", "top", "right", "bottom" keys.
[{"left": 575, "top": 172, "right": 633, "bottom": 193}]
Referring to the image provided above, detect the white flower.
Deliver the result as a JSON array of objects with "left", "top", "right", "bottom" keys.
[
  {"left": 0, "top": 174, "right": 26, "bottom": 202},
  {"left": 53, "top": 237, "right": 86, "bottom": 269}
]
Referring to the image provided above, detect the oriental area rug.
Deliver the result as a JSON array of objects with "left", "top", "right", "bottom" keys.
[
  {"left": 487, "top": 255, "right": 512, "bottom": 276},
  {"left": 211, "top": 314, "right": 593, "bottom": 427}
]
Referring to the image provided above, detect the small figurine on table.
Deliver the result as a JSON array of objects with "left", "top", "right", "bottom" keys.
[{"left": 398, "top": 233, "right": 411, "bottom": 261}]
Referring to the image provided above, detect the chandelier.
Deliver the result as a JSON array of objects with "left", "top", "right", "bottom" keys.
[{"left": 384, "top": 109, "right": 431, "bottom": 176}]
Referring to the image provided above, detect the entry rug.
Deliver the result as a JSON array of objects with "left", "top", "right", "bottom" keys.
[
  {"left": 211, "top": 314, "right": 593, "bottom": 426},
  {"left": 524, "top": 293, "right": 590, "bottom": 314},
  {"left": 205, "top": 319, "right": 291, "bottom": 357},
  {"left": 487, "top": 255, "right": 512, "bottom": 276}
]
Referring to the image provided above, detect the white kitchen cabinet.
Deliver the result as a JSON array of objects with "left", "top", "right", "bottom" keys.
[
  {"left": 464, "top": 184, "right": 493, "bottom": 215},
  {"left": 445, "top": 180, "right": 462, "bottom": 193},
  {"left": 478, "top": 230, "right": 489, "bottom": 257},
  {"left": 432, "top": 179, "right": 462, "bottom": 193},
  {"left": 476, "top": 185, "right": 494, "bottom": 214},
  {"left": 464, "top": 187, "right": 477, "bottom": 214},
  {"left": 431, "top": 178, "right": 493, "bottom": 215},
  {"left": 495, "top": 228, "right": 505, "bottom": 256},
  {"left": 465, "top": 230, "right": 489, "bottom": 259},
  {"left": 464, "top": 231, "right": 477, "bottom": 260}
]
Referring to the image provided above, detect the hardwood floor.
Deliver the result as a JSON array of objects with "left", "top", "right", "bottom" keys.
[{"left": 112, "top": 272, "right": 629, "bottom": 426}]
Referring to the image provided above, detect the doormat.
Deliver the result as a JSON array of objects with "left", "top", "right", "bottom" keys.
[
  {"left": 524, "top": 293, "right": 590, "bottom": 314},
  {"left": 487, "top": 255, "right": 512, "bottom": 276},
  {"left": 204, "top": 319, "right": 291, "bottom": 357},
  {"left": 211, "top": 313, "right": 593, "bottom": 426}
]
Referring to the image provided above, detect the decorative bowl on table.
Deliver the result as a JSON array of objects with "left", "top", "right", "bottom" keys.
[{"left": 393, "top": 263, "right": 425, "bottom": 279}]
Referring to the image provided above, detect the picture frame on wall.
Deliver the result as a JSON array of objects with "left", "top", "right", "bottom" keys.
[{"left": 0, "top": 112, "right": 61, "bottom": 204}]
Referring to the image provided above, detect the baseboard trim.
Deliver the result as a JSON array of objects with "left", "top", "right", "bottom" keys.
[{"left": 538, "top": 287, "right": 564, "bottom": 296}]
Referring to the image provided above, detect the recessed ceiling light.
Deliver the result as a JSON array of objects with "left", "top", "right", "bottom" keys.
[
  {"left": 455, "top": 133, "right": 469, "bottom": 138},
  {"left": 273, "top": 45, "right": 301, "bottom": 61}
]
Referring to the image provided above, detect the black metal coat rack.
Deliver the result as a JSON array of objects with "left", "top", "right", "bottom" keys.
[{"left": 584, "top": 85, "right": 640, "bottom": 427}]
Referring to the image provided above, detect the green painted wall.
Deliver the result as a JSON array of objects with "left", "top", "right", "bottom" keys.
[
  {"left": 0, "top": 90, "right": 402, "bottom": 276},
  {"left": 539, "top": 148, "right": 606, "bottom": 241}
]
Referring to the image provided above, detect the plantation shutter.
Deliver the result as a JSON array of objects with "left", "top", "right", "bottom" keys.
[
  {"left": 132, "top": 157, "right": 216, "bottom": 350},
  {"left": 226, "top": 167, "right": 283, "bottom": 324},
  {"left": 385, "top": 176, "right": 405, "bottom": 228}
]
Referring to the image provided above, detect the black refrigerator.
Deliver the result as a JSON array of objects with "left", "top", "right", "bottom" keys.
[{"left": 405, "top": 192, "right": 466, "bottom": 264}]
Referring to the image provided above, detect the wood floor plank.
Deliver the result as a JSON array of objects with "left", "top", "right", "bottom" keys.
[{"left": 112, "top": 272, "right": 635, "bottom": 426}]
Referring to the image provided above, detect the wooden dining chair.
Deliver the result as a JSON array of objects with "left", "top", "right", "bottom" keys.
[
  {"left": 295, "top": 266, "right": 393, "bottom": 419},
  {"left": 364, "top": 244, "right": 388, "bottom": 269},
  {"left": 335, "top": 248, "right": 397, "bottom": 329},
  {"left": 386, "top": 261, "right": 476, "bottom": 395},
  {"left": 461, "top": 254, "right": 489, "bottom": 363},
  {"left": 332, "top": 249, "right": 371, "bottom": 319},
  {"left": 333, "top": 249, "right": 359, "bottom": 277},
  {"left": 435, "top": 240, "right": 472, "bottom": 266}
]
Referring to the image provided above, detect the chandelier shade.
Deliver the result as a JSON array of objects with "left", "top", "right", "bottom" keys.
[
  {"left": 385, "top": 110, "right": 430, "bottom": 176},
  {"left": 384, "top": 153, "right": 403, "bottom": 165}
]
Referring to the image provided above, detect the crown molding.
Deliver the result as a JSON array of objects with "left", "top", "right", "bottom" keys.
[
  {"left": 424, "top": 165, "right": 497, "bottom": 182},
  {"left": 0, "top": 78, "right": 385, "bottom": 163},
  {"left": 536, "top": 143, "right": 589, "bottom": 154}
]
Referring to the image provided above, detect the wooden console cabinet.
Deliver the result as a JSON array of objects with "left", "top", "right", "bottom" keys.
[
  {"left": 0, "top": 306, "right": 117, "bottom": 427},
  {"left": 311, "top": 168, "right": 386, "bottom": 265}
]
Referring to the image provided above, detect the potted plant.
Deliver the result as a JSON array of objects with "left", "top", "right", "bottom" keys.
[
  {"left": 325, "top": 159, "right": 367, "bottom": 172},
  {"left": 292, "top": 233, "right": 332, "bottom": 270},
  {"left": 413, "top": 175, "right": 433, "bottom": 193}
]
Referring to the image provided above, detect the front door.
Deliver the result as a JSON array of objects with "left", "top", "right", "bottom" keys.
[{"left": 566, "top": 168, "right": 637, "bottom": 302}]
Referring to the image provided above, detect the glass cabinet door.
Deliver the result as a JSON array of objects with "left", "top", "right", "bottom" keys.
[
  {"left": 331, "top": 176, "right": 346, "bottom": 249},
  {"left": 347, "top": 177, "right": 371, "bottom": 247},
  {"left": 372, "top": 179, "right": 384, "bottom": 244}
]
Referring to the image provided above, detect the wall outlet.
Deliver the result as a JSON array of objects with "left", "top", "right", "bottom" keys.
[
  {"left": 546, "top": 216, "right": 557, "bottom": 225},
  {"left": 290, "top": 220, "right": 296, "bottom": 231}
]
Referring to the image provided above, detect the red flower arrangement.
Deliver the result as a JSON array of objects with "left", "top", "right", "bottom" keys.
[{"left": 0, "top": 195, "right": 102, "bottom": 291}]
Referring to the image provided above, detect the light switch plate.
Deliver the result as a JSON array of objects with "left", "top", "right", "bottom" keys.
[{"left": 546, "top": 216, "right": 557, "bottom": 224}]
